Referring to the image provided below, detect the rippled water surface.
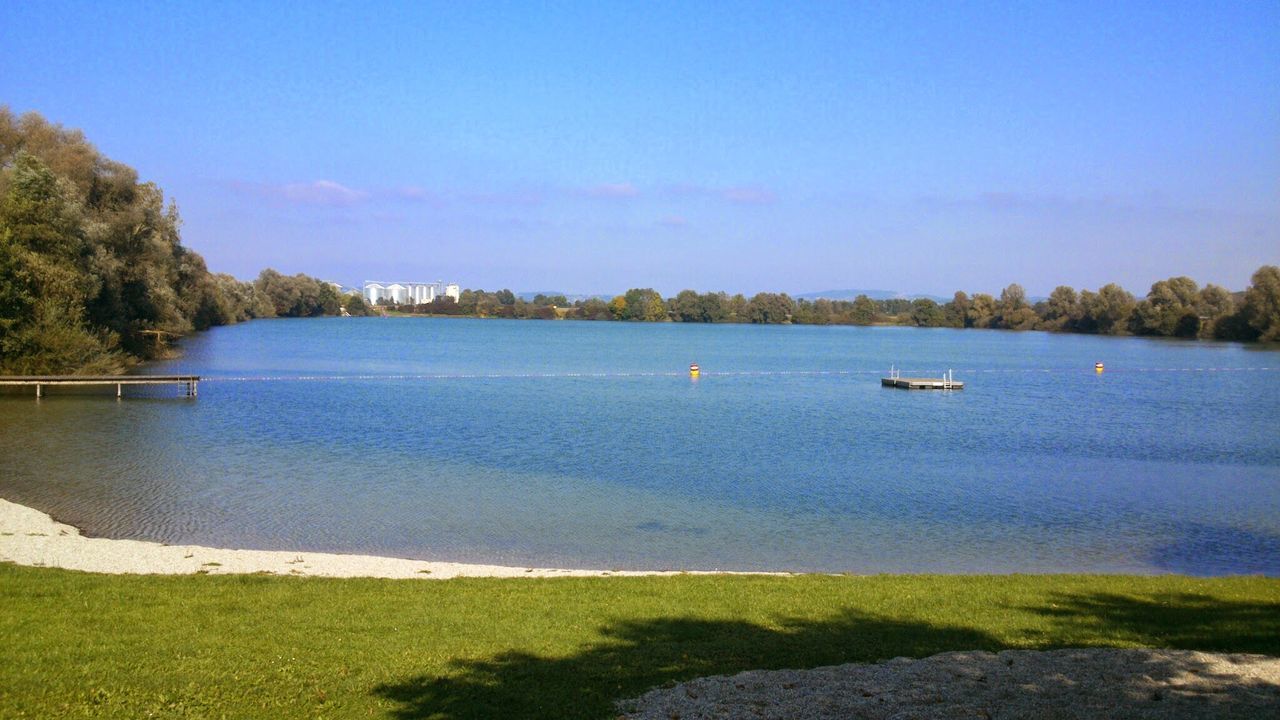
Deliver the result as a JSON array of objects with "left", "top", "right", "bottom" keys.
[{"left": 2, "top": 318, "right": 1278, "bottom": 574}]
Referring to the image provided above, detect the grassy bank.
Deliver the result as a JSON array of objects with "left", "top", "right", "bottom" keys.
[{"left": 1, "top": 565, "right": 1276, "bottom": 718}]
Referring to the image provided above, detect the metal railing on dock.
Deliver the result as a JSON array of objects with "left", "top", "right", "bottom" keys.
[
  {"left": 880, "top": 366, "right": 963, "bottom": 390},
  {"left": 0, "top": 375, "right": 200, "bottom": 399}
]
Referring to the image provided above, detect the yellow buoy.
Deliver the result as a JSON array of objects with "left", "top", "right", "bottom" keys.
[
  {"left": 689, "top": 363, "right": 700, "bottom": 377},
  {"left": 1095, "top": 362, "right": 1104, "bottom": 373}
]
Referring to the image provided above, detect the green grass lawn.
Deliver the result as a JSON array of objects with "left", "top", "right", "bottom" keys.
[{"left": 1, "top": 565, "right": 1276, "bottom": 719}]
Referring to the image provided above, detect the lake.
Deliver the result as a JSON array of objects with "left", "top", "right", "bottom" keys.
[{"left": 2, "top": 317, "right": 1278, "bottom": 575}]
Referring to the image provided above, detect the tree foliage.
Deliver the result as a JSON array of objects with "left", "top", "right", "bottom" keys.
[
  {"left": 0, "top": 108, "right": 339, "bottom": 373},
  {"left": 1241, "top": 265, "right": 1280, "bottom": 342},
  {"left": 378, "top": 272, "right": 1280, "bottom": 344},
  {"left": 1131, "top": 276, "right": 1201, "bottom": 337}
]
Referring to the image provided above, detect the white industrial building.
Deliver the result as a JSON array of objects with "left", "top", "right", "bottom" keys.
[{"left": 364, "top": 281, "right": 461, "bottom": 305}]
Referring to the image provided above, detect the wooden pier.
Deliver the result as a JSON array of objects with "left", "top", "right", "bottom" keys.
[
  {"left": 880, "top": 367, "right": 963, "bottom": 390},
  {"left": 0, "top": 375, "right": 200, "bottom": 398}
]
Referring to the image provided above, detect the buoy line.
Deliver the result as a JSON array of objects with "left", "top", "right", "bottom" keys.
[{"left": 191, "top": 366, "right": 1279, "bottom": 383}]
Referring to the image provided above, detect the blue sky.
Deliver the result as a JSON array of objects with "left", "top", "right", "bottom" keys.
[{"left": 2, "top": 1, "right": 1276, "bottom": 296}]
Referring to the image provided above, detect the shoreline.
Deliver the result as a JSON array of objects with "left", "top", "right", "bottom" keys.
[{"left": 0, "top": 498, "right": 779, "bottom": 579}]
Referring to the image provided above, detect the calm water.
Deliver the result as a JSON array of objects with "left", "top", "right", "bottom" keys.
[{"left": 2, "top": 318, "right": 1278, "bottom": 575}]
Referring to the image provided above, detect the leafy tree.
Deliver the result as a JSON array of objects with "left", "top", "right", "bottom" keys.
[
  {"left": 671, "top": 290, "right": 728, "bottom": 323},
  {"left": 621, "top": 288, "right": 665, "bottom": 321},
  {"left": 1195, "top": 284, "right": 1234, "bottom": 338},
  {"left": 849, "top": 295, "right": 877, "bottom": 325},
  {"left": 607, "top": 295, "right": 627, "bottom": 320},
  {"left": 456, "top": 289, "right": 479, "bottom": 314},
  {"left": 0, "top": 154, "right": 80, "bottom": 343},
  {"left": 999, "top": 283, "right": 1027, "bottom": 309},
  {"left": 0, "top": 300, "right": 122, "bottom": 374},
  {"left": 1039, "top": 286, "right": 1081, "bottom": 331},
  {"left": 808, "top": 298, "right": 834, "bottom": 325},
  {"left": 879, "top": 298, "right": 913, "bottom": 316},
  {"left": 746, "top": 292, "right": 793, "bottom": 324},
  {"left": 909, "top": 298, "right": 946, "bottom": 327},
  {"left": 1082, "top": 283, "right": 1136, "bottom": 335},
  {"left": 534, "top": 294, "right": 568, "bottom": 307},
  {"left": 344, "top": 292, "right": 375, "bottom": 317},
  {"left": 0, "top": 109, "right": 338, "bottom": 371},
  {"left": 472, "top": 291, "right": 500, "bottom": 317},
  {"left": 643, "top": 294, "right": 667, "bottom": 321},
  {"left": 943, "top": 291, "right": 969, "bottom": 328},
  {"left": 1241, "top": 265, "right": 1280, "bottom": 342},
  {"left": 578, "top": 298, "right": 611, "bottom": 320},
  {"left": 967, "top": 293, "right": 997, "bottom": 329},
  {"left": 0, "top": 152, "right": 121, "bottom": 372},
  {"left": 254, "top": 269, "right": 300, "bottom": 317},
  {"left": 1131, "top": 276, "right": 1200, "bottom": 337},
  {"left": 995, "top": 283, "right": 1038, "bottom": 330},
  {"left": 791, "top": 299, "right": 819, "bottom": 325},
  {"left": 671, "top": 290, "right": 701, "bottom": 322},
  {"left": 252, "top": 269, "right": 339, "bottom": 318}
]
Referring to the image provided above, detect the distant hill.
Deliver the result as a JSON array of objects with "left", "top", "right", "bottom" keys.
[
  {"left": 795, "top": 289, "right": 949, "bottom": 303},
  {"left": 517, "top": 291, "right": 566, "bottom": 301},
  {"left": 518, "top": 291, "right": 611, "bottom": 302},
  {"left": 795, "top": 289, "right": 900, "bottom": 301},
  {"left": 520, "top": 288, "right": 965, "bottom": 303}
]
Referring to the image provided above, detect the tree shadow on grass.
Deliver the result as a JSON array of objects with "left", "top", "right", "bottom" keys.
[
  {"left": 372, "top": 608, "right": 1004, "bottom": 720},
  {"left": 373, "top": 591, "right": 1280, "bottom": 720}
]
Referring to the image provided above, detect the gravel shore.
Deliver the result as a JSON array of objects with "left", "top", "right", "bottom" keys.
[{"left": 618, "top": 648, "right": 1280, "bottom": 719}]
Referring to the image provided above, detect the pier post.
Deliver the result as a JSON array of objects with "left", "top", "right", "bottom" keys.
[{"left": 0, "top": 375, "right": 201, "bottom": 400}]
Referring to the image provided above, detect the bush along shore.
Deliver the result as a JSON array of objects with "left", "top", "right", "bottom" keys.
[
  {"left": 0, "top": 108, "right": 345, "bottom": 375},
  {"left": 391, "top": 267, "right": 1280, "bottom": 344}
]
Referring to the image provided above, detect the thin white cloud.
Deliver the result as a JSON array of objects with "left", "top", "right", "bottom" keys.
[
  {"left": 917, "top": 191, "right": 1135, "bottom": 214},
  {"left": 393, "top": 186, "right": 543, "bottom": 207},
  {"left": 279, "top": 180, "right": 368, "bottom": 206},
  {"left": 662, "top": 183, "right": 778, "bottom": 205},
  {"left": 461, "top": 190, "right": 545, "bottom": 207},
  {"left": 229, "top": 179, "right": 370, "bottom": 207},
  {"left": 721, "top": 186, "right": 776, "bottom": 205},
  {"left": 583, "top": 182, "right": 641, "bottom": 198},
  {"left": 396, "top": 185, "right": 435, "bottom": 200}
]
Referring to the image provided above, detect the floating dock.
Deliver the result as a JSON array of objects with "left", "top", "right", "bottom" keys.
[
  {"left": 880, "top": 367, "right": 963, "bottom": 390},
  {"left": 0, "top": 375, "right": 200, "bottom": 398}
]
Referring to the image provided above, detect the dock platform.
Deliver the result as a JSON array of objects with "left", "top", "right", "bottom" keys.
[
  {"left": 0, "top": 375, "right": 200, "bottom": 398},
  {"left": 880, "top": 367, "right": 963, "bottom": 390},
  {"left": 880, "top": 377, "right": 964, "bottom": 390}
]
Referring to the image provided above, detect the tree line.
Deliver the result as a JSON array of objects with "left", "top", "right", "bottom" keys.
[
  {"left": 384, "top": 268, "right": 1279, "bottom": 343},
  {"left": 4, "top": 108, "right": 1277, "bottom": 376},
  {"left": 0, "top": 108, "right": 344, "bottom": 374}
]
